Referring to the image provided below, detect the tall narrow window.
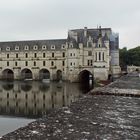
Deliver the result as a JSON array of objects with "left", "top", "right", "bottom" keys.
[
  {"left": 52, "top": 52, "right": 54, "bottom": 57},
  {"left": 25, "top": 53, "right": 28, "bottom": 58},
  {"left": 91, "top": 60, "right": 93, "bottom": 66},
  {"left": 43, "top": 61, "right": 45, "bottom": 66},
  {"left": 34, "top": 53, "right": 37, "bottom": 58},
  {"left": 102, "top": 52, "right": 104, "bottom": 61},
  {"left": 88, "top": 60, "right": 90, "bottom": 66},
  {"left": 34, "top": 61, "right": 36, "bottom": 66},
  {"left": 51, "top": 61, "right": 54, "bottom": 66},
  {"left": 7, "top": 61, "right": 9, "bottom": 66},
  {"left": 62, "top": 61, "right": 65, "bottom": 66},
  {"left": 99, "top": 52, "right": 101, "bottom": 61},
  {"left": 7, "top": 54, "right": 9, "bottom": 58},
  {"left": 16, "top": 53, "right": 18, "bottom": 58},
  {"left": 15, "top": 61, "right": 17, "bottom": 66},
  {"left": 25, "top": 61, "right": 28, "bottom": 66},
  {"left": 43, "top": 53, "right": 45, "bottom": 58},
  {"left": 62, "top": 52, "right": 65, "bottom": 57},
  {"left": 96, "top": 52, "right": 97, "bottom": 61}
]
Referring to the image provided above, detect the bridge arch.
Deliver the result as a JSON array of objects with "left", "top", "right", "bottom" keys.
[
  {"left": 79, "top": 70, "right": 94, "bottom": 93},
  {"left": 39, "top": 69, "right": 50, "bottom": 80},
  {"left": 21, "top": 68, "right": 33, "bottom": 80},
  {"left": 2, "top": 69, "right": 14, "bottom": 80},
  {"left": 79, "top": 70, "right": 93, "bottom": 83}
]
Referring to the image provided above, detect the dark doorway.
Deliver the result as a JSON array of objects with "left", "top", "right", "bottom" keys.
[
  {"left": 21, "top": 69, "right": 33, "bottom": 80},
  {"left": 2, "top": 69, "right": 14, "bottom": 81}
]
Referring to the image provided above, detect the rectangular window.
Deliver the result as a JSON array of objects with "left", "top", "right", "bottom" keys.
[
  {"left": 15, "top": 61, "right": 17, "bottom": 66},
  {"left": 34, "top": 53, "right": 37, "bottom": 58},
  {"left": 34, "top": 61, "right": 36, "bottom": 66},
  {"left": 16, "top": 53, "right": 18, "bottom": 58},
  {"left": 70, "top": 62, "right": 72, "bottom": 66},
  {"left": 88, "top": 60, "right": 93, "bottom": 66},
  {"left": 70, "top": 53, "right": 72, "bottom": 56},
  {"left": 43, "top": 61, "right": 45, "bottom": 66},
  {"left": 99, "top": 52, "right": 101, "bottom": 61},
  {"left": 51, "top": 61, "right": 54, "bottom": 66},
  {"left": 62, "top": 52, "right": 65, "bottom": 57},
  {"left": 7, "top": 61, "right": 9, "bottom": 66},
  {"left": 102, "top": 52, "right": 104, "bottom": 61},
  {"left": 52, "top": 52, "right": 54, "bottom": 57},
  {"left": 62, "top": 61, "right": 65, "bottom": 66},
  {"left": 43, "top": 53, "right": 45, "bottom": 58},
  {"left": 88, "top": 51, "right": 92, "bottom": 56},
  {"left": 25, "top": 53, "right": 28, "bottom": 58},
  {"left": 25, "top": 61, "right": 28, "bottom": 66},
  {"left": 7, "top": 54, "right": 9, "bottom": 58}
]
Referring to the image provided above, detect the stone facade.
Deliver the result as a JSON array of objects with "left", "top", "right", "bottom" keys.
[{"left": 0, "top": 27, "right": 120, "bottom": 82}]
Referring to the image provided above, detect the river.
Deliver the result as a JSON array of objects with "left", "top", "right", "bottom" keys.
[{"left": 0, "top": 81, "right": 93, "bottom": 136}]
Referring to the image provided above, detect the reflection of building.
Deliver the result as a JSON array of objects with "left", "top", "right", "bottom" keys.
[
  {"left": 0, "top": 27, "right": 120, "bottom": 82},
  {"left": 0, "top": 81, "right": 81, "bottom": 118}
]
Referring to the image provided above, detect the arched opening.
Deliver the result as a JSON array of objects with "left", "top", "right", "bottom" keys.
[
  {"left": 21, "top": 69, "right": 32, "bottom": 80},
  {"left": 2, "top": 69, "right": 14, "bottom": 81},
  {"left": 39, "top": 69, "right": 50, "bottom": 80},
  {"left": 79, "top": 70, "right": 94, "bottom": 93},
  {"left": 56, "top": 70, "right": 62, "bottom": 81},
  {"left": 108, "top": 74, "right": 112, "bottom": 81}
]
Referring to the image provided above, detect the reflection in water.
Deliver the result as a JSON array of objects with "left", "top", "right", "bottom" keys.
[
  {"left": 2, "top": 82, "right": 14, "bottom": 91},
  {"left": 0, "top": 81, "right": 93, "bottom": 118}
]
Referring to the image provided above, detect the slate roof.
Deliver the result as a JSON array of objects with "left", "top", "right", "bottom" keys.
[{"left": 0, "top": 39, "right": 67, "bottom": 52}]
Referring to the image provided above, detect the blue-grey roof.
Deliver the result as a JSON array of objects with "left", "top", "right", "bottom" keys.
[{"left": 0, "top": 39, "right": 67, "bottom": 52}]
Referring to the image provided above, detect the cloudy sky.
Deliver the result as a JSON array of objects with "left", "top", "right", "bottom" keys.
[{"left": 0, "top": 0, "right": 140, "bottom": 49}]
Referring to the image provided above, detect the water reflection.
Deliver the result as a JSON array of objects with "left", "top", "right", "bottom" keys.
[{"left": 0, "top": 81, "right": 92, "bottom": 118}]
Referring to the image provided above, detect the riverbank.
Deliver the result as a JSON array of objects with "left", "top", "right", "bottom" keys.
[
  {"left": 1, "top": 73, "right": 140, "bottom": 140},
  {"left": 90, "top": 72, "right": 140, "bottom": 97}
]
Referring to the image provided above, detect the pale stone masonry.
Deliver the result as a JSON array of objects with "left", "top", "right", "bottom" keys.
[{"left": 0, "top": 27, "right": 120, "bottom": 82}]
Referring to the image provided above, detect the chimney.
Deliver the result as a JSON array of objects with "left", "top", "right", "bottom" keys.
[{"left": 84, "top": 27, "right": 87, "bottom": 37}]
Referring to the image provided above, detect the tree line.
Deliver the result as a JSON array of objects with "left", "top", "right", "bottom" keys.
[{"left": 119, "top": 46, "right": 140, "bottom": 70}]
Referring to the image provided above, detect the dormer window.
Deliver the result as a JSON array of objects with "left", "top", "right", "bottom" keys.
[
  {"left": 24, "top": 45, "right": 29, "bottom": 50},
  {"left": 51, "top": 45, "right": 55, "bottom": 49},
  {"left": 33, "top": 45, "right": 38, "bottom": 50},
  {"left": 42, "top": 45, "right": 46, "bottom": 50},
  {"left": 6, "top": 47, "right": 10, "bottom": 51},
  {"left": 15, "top": 46, "right": 19, "bottom": 51},
  {"left": 61, "top": 44, "right": 65, "bottom": 49},
  {"left": 69, "top": 44, "right": 73, "bottom": 48}
]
